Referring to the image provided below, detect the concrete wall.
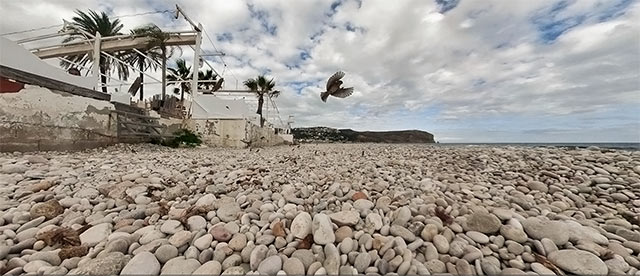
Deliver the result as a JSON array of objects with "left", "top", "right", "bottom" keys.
[
  {"left": 246, "top": 122, "right": 286, "bottom": 147},
  {"left": 193, "top": 119, "right": 248, "bottom": 148},
  {"left": 157, "top": 116, "right": 185, "bottom": 137},
  {"left": 0, "top": 85, "right": 117, "bottom": 152},
  {"left": 193, "top": 119, "right": 286, "bottom": 148},
  {"left": 280, "top": 134, "right": 294, "bottom": 143}
]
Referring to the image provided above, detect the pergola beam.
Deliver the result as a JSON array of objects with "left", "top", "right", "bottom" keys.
[{"left": 32, "top": 34, "right": 197, "bottom": 59}]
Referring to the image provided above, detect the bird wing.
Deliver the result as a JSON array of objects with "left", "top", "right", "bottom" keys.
[
  {"left": 332, "top": 87, "right": 354, "bottom": 98},
  {"left": 212, "top": 78, "right": 224, "bottom": 92},
  {"left": 326, "top": 71, "right": 345, "bottom": 91}
]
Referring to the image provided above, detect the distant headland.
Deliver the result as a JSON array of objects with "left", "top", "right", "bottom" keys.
[{"left": 292, "top": 127, "right": 435, "bottom": 143}]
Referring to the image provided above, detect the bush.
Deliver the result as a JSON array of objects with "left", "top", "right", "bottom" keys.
[{"left": 153, "top": 129, "right": 202, "bottom": 148}]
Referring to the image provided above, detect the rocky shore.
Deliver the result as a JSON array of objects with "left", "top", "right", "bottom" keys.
[{"left": 0, "top": 143, "right": 639, "bottom": 275}]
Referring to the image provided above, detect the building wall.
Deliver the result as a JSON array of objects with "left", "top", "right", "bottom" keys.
[
  {"left": 193, "top": 119, "right": 286, "bottom": 148},
  {"left": 157, "top": 116, "right": 186, "bottom": 136},
  {"left": 0, "top": 85, "right": 117, "bottom": 152},
  {"left": 193, "top": 119, "right": 247, "bottom": 148},
  {"left": 246, "top": 122, "right": 286, "bottom": 147}
]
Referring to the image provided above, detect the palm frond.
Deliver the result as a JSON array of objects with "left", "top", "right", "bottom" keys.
[{"left": 61, "top": 9, "right": 127, "bottom": 91}]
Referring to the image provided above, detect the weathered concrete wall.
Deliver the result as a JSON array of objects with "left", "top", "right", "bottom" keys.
[
  {"left": 0, "top": 85, "right": 116, "bottom": 152},
  {"left": 157, "top": 116, "right": 185, "bottom": 137},
  {"left": 280, "top": 134, "right": 294, "bottom": 143},
  {"left": 247, "top": 122, "right": 286, "bottom": 147},
  {"left": 193, "top": 119, "right": 286, "bottom": 148},
  {"left": 194, "top": 119, "right": 247, "bottom": 148}
]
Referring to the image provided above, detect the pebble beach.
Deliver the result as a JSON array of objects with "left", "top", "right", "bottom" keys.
[{"left": 1, "top": 143, "right": 639, "bottom": 275}]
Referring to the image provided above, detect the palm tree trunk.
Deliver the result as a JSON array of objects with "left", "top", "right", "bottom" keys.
[
  {"left": 257, "top": 95, "right": 264, "bottom": 127},
  {"left": 138, "top": 55, "right": 144, "bottom": 101},
  {"left": 180, "top": 83, "right": 186, "bottom": 102}
]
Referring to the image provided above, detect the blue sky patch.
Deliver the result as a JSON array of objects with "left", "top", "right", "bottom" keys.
[
  {"left": 532, "top": 0, "right": 586, "bottom": 43},
  {"left": 247, "top": 4, "right": 278, "bottom": 35},
  {"left": 299, "top": 51, "right": 311, "bottom": 61},
  {"left": 216, "top": 32, "right": 233, "bottom": 42},
  {"left": 435, "top": 0, "right": 460, "bottom": 13},
  {"left": 287, "top": 81, "right": 317, "bottom": 94},
  {"left": 597, "top": 0, "right": 634, "bottom": 21}
]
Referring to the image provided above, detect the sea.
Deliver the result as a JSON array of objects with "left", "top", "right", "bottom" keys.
[{"left": 434, "top": 143, "right": 640, "bottom": 151}]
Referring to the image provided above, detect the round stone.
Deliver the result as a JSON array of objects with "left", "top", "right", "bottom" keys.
[
  {"left": 187, "top": 216, "right": 207, "bottom": 231},
  {"left": 335, "top": 226, "right": 353, "bottom": 242},
  {"left": 421, "top": 224, "right": 438, "bottom": 241},
  {"left": 168, "top": 230, "right": 192, "bottom": 247},
  {"left": 290, "top": 212, "right": 312, "bottom": 239},
  {"left": 500, "top": 225, "right": 528, "bottom": 243},
  {"left": 390, "top": 225, "right": 416, "bottom": 242},
  {"left": 466, "top": 231, "right": 489, "bottom": 244},
  {"left": 354, "top": 252, "right": 371, "bottom": 273},
  {"left": 353, "top": 199, "right": 374, "bottom": 211},
  {"left": 155, "top": 245, "right": 178, "bottom": 264},
  {"left": 548, "top": 249, "right": 608, "bottom": 275},
  {"left": 161, "top": 257, "right": 201, "bottom": 275},
  {"left": 313, "top": 214, "right": 335, "bottom": 245},
  {"left": 257, "top": 255, "right": 282, "bottom": 276},
  {"left": 210, "top": 225, "right": 232, "bottom": 242},
  {"left": 465, "top": 212, "right": 501, "bottom": 234},
  {"left": 121, "top": 252, "right": 160, "bottom": 275},
  {"left": 392, "top": 206, "right": 411, "bottom": 226},
  {"left": 79, "top": 223, "right": 112, "bottom": 247},
  {"left": 228, "top": 234, "right": 247, "bottom": 251},
  {"left": 216, "top": 199, "right": 241, "bottom": 222},
  {"left": 526, "top": 181, "right": 548, "bottom": 193},
  {"left": 522, "top": 217, "right": 569, "bottom": 246},
  {"left": 250, "top": 245, "right": 269, "bottom": 271},
  {"left": 365, "top": 213, "right": 383, "bottom": 231},
  {"left": 194, "top": 234, "right": 214, "bottom": 251},
  {"left": 30, "top": 199, "right": 64, "bottom": 219},
  {"left": 160, "top": 220, "right": 184, "bottom": 234},
  {"left": 283, "top": 257, "right": 305, "bottom": 276},
  {"left": 328, "top": 211, "right": 360, "bottom": 226},
  {"left": 433, "top": 235, "right": 449, "bottom": 254},
  {"left": 193, "top": 261, "right": 222, "bottom": 275}
]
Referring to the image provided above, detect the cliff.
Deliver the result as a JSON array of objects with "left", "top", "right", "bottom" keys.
[{"left": 292, "top": 127, "right": 435, "bottom": 143}]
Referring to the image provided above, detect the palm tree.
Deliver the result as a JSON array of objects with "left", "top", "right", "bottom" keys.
[
  {"left": 198, "top": 69, "right": 217, "bottom": 90},
  {"left": 166, "top": 58, "right": 192, "bottom": 101},
  {"left": 244, "top": 75, "right": 280, "bottom": 127},
  {"left": 123, "top": 25, "right": 163, "bottom": 100},
  {"left": 60, "top": 9, "right": 129, "bottom": 93},
  {"left": 124, "top": 24, "right": 180, "bottom": 101}
]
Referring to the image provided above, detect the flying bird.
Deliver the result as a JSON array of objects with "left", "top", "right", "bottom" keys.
[
  {"left": 211, "top": 78, "right": 224, "bottom": 92},
  {"left": 320, "top": 71, "right": 354, "bottom": 102}
]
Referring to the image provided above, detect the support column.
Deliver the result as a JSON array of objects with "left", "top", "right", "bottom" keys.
[
  {"left": 188, "top": 23, "right": 203, "bottom": 118},
  {"left": 191, "top": 23, "right": 202, "bottom": 101},
  {"left": 162, "top": 47, "right": 167, "bottom": 101},
  {"left": 92, "top": 32, "right": 102, "bottom": 91}
]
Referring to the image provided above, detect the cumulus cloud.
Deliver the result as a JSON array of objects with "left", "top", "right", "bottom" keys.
[{"left": 1, "top": 0, "right": 638, "bottom": 142}]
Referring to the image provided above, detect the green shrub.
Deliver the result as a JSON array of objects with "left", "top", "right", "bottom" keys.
[{"left": 154, "top": 129, "right": 202, "bottom": 148}]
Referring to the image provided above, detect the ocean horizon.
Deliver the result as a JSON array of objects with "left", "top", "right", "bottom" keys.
[{"left": 434, "top": 142, "right": 640, "bottom": 150}]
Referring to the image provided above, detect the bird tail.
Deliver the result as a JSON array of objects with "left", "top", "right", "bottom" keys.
[{"left": 320, "top": 91, "right": 329, "bottom": 102}]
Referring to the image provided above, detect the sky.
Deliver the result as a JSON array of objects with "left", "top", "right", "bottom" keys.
[{"left": 1, "top": 0, "right": 639, "bottom": 142}]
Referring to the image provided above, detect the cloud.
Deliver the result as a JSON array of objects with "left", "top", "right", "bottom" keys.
[{"left": 1, "top": 0, "right": 638, "bottom": 142}]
